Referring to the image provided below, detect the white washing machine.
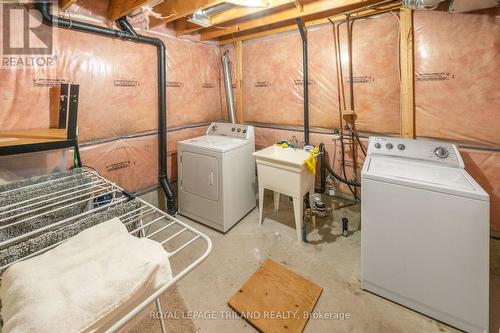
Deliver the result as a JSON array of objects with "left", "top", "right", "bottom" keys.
[
  {"left": 177, "top": 122, "right": 256, "bottom": 232},
  {"left": 361, "top": 137, "right": 489, "bottom": 333}
]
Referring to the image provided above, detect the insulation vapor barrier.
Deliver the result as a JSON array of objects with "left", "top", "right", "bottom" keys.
[
  {"left": 338, "top": 14, "right": 401, "bottom": 134},
  {"left": 237, "top": 9, "right": 499, "bottom": 231},
  {"left": 242, "top": 13, "right": 400, "bottom": 134},
  {"left": 1, "top": 28, "right": 223, "bottom": 141},
  {"left": 0, "top": 4, "right": 224, "bottom": 194},
  {"left": 0, "top": 5, "right": 499, "bottom": 230},
  {"left": 77, "top": 126, "right": 209, "bottom": 193},
  {"left": 414, "top": 9, "right": 500, "bottom": 146}
]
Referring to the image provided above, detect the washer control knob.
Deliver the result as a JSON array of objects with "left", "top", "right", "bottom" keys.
[
  {"left": 374, "top": 143, "right": 382, "bottom": 149},
  {"left": 434, "top": 147, "right": 449, "bottom": 159},
  {"left": 386, "top": 143, "right": 393, "bottom": 149},
  {"left": 232, "top": 127, "right": 236, "bottom": 131},
  {"left": 243, "top": 129, "right": 247, "bottom": 134},
  {"left": 237, "top": 128, "right": 241, "bottom": 133},
  {"left": 212, "top": 125, "right": 217, "bottom": 131},
  {"left": 397, "top": 144, "right": 406, "bottom": 150}
]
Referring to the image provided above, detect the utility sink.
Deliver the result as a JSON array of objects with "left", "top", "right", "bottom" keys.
[
  {"left": 252, "top": 145, "right": 310, "bottom": 168},
  {"left": 253, "top": 145, "right": 315, "bottom": 241}
]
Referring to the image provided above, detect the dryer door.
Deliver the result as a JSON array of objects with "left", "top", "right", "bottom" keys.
[{"left": 180, "top": 151, "right": 219, "bottom": 202}]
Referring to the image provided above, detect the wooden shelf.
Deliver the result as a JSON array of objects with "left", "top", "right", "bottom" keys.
[{"left": 0, "top": 129, "right": 67, "bottom": 148}]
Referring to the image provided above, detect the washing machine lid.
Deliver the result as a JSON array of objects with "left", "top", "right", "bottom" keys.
[
  {"left": 363, "top": 156, "right": 488, "bottom": 201},
  {"left": 179, "top": 135, "right": 250, "bottom": 153}
]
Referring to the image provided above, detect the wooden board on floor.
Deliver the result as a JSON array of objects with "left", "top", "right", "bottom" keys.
[{"left": 228, "top": 259, "right": 322, "bottom": 333}]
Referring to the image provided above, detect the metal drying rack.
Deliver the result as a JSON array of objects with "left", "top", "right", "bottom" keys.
[{"left": 0, "top": 168, "right": 212, "bottom": 333}]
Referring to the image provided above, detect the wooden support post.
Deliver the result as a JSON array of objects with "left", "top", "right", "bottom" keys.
[
  {"left": 235, "top": 41, "right": 244, "bottom": 124},
  {"left": 399, "top": 8, "right": 415, "bottom": 138}
]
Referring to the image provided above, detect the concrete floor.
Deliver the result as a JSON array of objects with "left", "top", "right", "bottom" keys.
[{"left": 142, "top": 190, "right": 500, "bottom": 333}]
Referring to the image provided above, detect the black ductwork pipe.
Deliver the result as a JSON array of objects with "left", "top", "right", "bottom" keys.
[
  {"left": 35, "top": 2, "right": 177, "bottom": 215},
  {"left": 117, "top": 16, "right": 139, "bottom": 39},
  {"left": 296, "top": 18, "right": 309, "bottom": 145}
]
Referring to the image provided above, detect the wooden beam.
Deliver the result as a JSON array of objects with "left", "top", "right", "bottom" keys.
[
  {"left": 175, "top": 18, "right": 204, "bottom": 36},
  {"left": 218, "top": 3, "right": 401, "bottom": 45},
  {"left": 150, "top": 0, "right": 225, "bottom": 27},
  {"left": 108, "top": 0, "right": 151, "bottom": 21},
  {"left": 59, "top": 0, "right": 77, "bottom": 11},
  {"left": 399, "top": 8, "right": 415, "bottom": 138},
  {"left": 235, "top": 41, "right": 244, "bottom": 123},
  {"left": 294, "top": 0, "right": 303, "bottom": 12},
  {"left": 201, "top": 0, "right": 372, "bottom": 40}
]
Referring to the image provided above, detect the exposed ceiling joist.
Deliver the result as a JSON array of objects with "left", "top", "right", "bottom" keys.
[
  {"left": 175, "top": 18, "right": 205, "bottom": 35},
  {"left": 294, "top": 0, "right": 303, "bottom": 11},
  {"left": 175, "top": 0, "right": 296, "bottom": 36},
  {"left": 200, "top": 0, "right": 377, "bottom": 40},
  {"left": 218, "top": 2, "right": 401, "bottom": 44},
  {"left": 150, "top": 0, "right": 226, "bottom": 27},
  {"left": 59, "top": 0, "right": 77, "bottom": 11},
  {"left": 219, "top": 17, "right": 328, "bottom": 44},
  {"left": 108, "top": 0, "right": 152, "bottom": 21}
]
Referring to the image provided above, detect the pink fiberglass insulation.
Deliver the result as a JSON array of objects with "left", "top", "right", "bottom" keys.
[
  {"left": 79, "top": 135, "right": 159, "bottom": 192},
  {"left": 308, "top": 26, "right": 341, "bottom": 129},
  {"left": 242, "top": 32, "right": 304, "bottom": 126},
  {"left": 414, "top": 9, "right": 500, "bottom": 146},
  {"left": 0, "top": 5, "right": 221, "bottom": 193},
  {"left": 241, "top": 25, "right": 341, "bottom": 128},
  {"left": 65, "top": 0, "right": 110, "bottom": 21},
  {"left": 78, "top": 126, "right": 208, "bottom": 192},
  {"left": 338, "top": 13, "right": 401, "bottom": 134},
  {"left": 0, "top": 11, "right": 223, "bottom": 143},
  {"left": 242, "top": 13, "right": 399, "bottom": 134},
  {"left": 0, "top": 20, "right": 157, "bottom": 141},
  {"left": 165, "top": 37, "right": 223, "bottom": 127}
]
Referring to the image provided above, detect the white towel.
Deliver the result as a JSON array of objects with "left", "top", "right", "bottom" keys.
[{"left": 0, "top": 217, "right": 172, "bottom": 333}]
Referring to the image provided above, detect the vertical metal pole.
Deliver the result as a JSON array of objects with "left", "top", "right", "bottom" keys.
[
  {"left": 67, "top": 84, "right": 79, "bottom": 141},
  {"left": 346, "top": 17, "right": 358, "bottom": 198},
  {"left": 347, "top": 18, "right": 354, "bottom": 111},
  {"left": 58, "top": 83, "right": 69, "bottom": 129},
  {"left": 155, "top": 298, "right": 167, "bottom": 333},
  {"left": 222, "top": 50, "right": 236, "bottom": 124},
  {"left": 296, "top": 18, "right": 309, "bottom": 145}
]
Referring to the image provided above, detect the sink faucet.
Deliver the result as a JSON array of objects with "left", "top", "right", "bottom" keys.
[{"left": 290, "top": 135, "right": 300, "bottom": 148}]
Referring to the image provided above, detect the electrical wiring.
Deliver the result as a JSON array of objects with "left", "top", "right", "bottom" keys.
[
  {"left": 332, "top": 20, "right": 355, "bottom": 196},
  {"left": 333, "top": 19, "right": 360, "bottom": 199}
]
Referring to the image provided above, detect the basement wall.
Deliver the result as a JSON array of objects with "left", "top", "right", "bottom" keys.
[
  {"left": 0, "top": 7, "right": 224, "bottom": 193},
  {"left": 231, "top": 9, "right": 500, "bottom": 231},
  {"left": 0, "top": 5, "right": 498, "bottom": 231}
]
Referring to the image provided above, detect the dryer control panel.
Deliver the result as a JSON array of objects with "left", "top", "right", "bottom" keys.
[
  {"left": 207, "top": 122, "right": 254, "bottom": 140},
  {"left": 367, "top": 137, "right": 463, "bottom": 168}
]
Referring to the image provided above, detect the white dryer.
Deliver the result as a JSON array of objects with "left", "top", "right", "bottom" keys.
[
  {"left": 177, "top": 122, "right": 256, "bottom": 232},
  {"left": 361, "top": 137, "right": 489, "bottom": 333}
]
